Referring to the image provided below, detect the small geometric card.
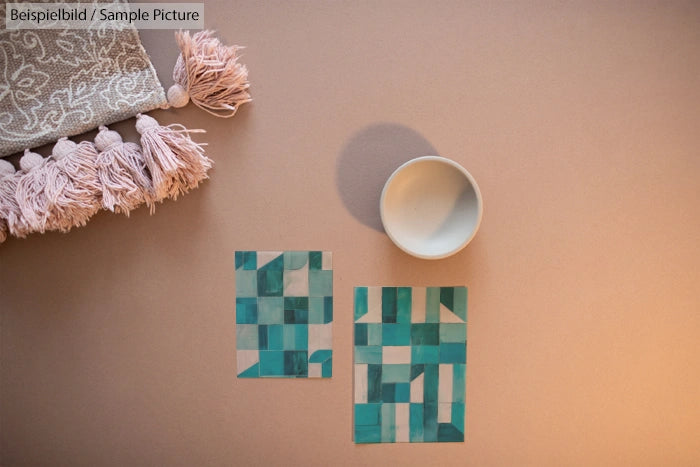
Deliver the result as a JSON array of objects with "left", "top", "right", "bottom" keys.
[
  {"left": 235, "top": 251, "right": 333, "bottom": 378},
  {"left": 353, "top": 286, "right": 467, "bottom": 443}
]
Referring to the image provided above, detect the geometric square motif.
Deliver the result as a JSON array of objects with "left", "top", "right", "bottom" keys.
[
  {"left": 235, "top": 251, "right": 333, "bottom": 378},
  {"left": 354, "top": 286, "right": 467, "bottom": 443}
]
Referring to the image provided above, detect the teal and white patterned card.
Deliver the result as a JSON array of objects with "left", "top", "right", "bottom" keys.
[
  {"left": 235, "top": 251, "right": 333, "bottom": 378},
  {"left": 353, "top": 286, "right": 467, "bottom": 443}
]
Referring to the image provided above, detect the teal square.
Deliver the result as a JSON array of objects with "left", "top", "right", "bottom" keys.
[
  {"left": 322, "top": 358, "right": 332, "bottom": 377},
  {"left": 452, "top": 287, "right": 467, "bottom": 322},
  {"left": 236, "top": 324, "right": 258, "bottom": 350},
  {"left": 235, "top": 270, "right": 257, "bottom": 297},
  {"left": 439, "top": 343, "right": 466, "bottom": 364},
  {"left": 283, "top": 325, "right": 295, "bottom": 350},
  {"left": 451, "top": 403, "right": 465, "bottom": 433},
  {"left": 367, "top": 364, "right": 382, "bottom": 403},
  {"left": 368, "top": 323, "right": 382, "bottom": 345},
  {"left": 410, "top": 403, "right": 424, "bottom": 442},
  {"left": 381, "top": 287, "right": 397, "bottom": 323},
  {"left": 411, "top": 323, "right": 439, "bottom": 345},
  {"left": 355, "top": 323, "right": 368, "bottom": 346},
  {"left": 382, "top": 323, "right": 410, "bottom": 345},
  {"left": 382, "top": 364, "right": 410, "bottom": 383},
  {"left": 309, "top": 296, "right": 325, "bottom": 324},
  {"left": 235, "top": 298, "right": 257, "bottom": 324},
  {"left": 437, "top": 423, "right": 464, "bottom": 442},
  {"left": 355, "top": 346, "right": 382, "bottom": 364},
  {"left": 284, "top": 350, "right": 308, "bottom": 376},
  {"left": 306, "top": 296, "right": 333, "bottom": 324},
  {"left": 284, "top": 297, "right": 308, "bottom": 324},
  {"left": 268, "top": 325, "right": 284, "bottom": 350},
  {"left": 259, "top": 351, "right": 285, "bottom": 376},
  {"left": 423, "top": 365, "right": 439, "bottom": 403},
  {"left": 423, "top": 403, "right": 438, "bottom": 441},
  {"left": 453, "top": 364, "right": 466, "bottom": 403},
  {"left": 284, "top": 297, "right": 308, "bottom": 312},
  {"left": 295, "top": 325, "right": 308, "bottom": 350},
  {"left": 355, "top": 425, "right": 382, "bottom": 443},
  {"left": 309, "top": 270, "right": 332, "bottom": 296},
  {"left": 323, "top": 296, "right": 333, "bottom": 323},
  {"left": 282, "top": 324, "right": 308, "bottom": 351},
  {"left": 258, "top": 325, "right": 269, "bottom": 350},
  {"left": 411, "top": 345, "right": 439, "bottom": 364},
  {"left": 309, "top": 251, "right": 323, "bottom": 270},
  {"left": 258, "top": 297, "right": 284, "bottom": 324},
  {"left": 395, "top": 383, "right": 410, "bottom": 402},
  {"left": 355, "top": 403, "right": 381, "bottom": 426},
  {"left": 396, "top": 287, "right": 412, "bottom": 323},
  {"left": 235, "top": 251, "right": 257, "bottom": 270},
  {"left": 284, "top": 308, "right": 308, "bottom": 324},
  {"left": 425, "top": 287, "right": 441, "bottom": 323},
  {"left": 381, "top": 404, "right": 396, "bottom": 442},
  {"left": 439, "top": 323, "right": 466, "bottom": 343},
  {"left": 382, "top": 383, "right": 396, "bottom": 403},
  {"left": 258, "top": 270, "right": 283, "bottom": 296}
]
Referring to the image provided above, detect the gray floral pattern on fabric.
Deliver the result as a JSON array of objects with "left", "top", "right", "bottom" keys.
[{"left": 0, "top": 1, "right": 166, "bottom": 157}]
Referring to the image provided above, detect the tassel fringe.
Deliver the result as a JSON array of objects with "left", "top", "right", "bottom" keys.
[
  {"left": 169, "top": 30, "right": 251, "bottom": 117},
  {"left": 136, "top": 113, "right": 212, "bottom": 202},
  {"left": 95, "top": 126, "right": 154, "bottom": 215},
  {"left": 15, "top": 149, "right": 61, "bottom": 234},
  {"left": 1, "top": 115, "right": 212, "bottom": 244},
  {"left": 49, "top": 139, "right": 103, "bottom": 232},
  {"left": 0, "top": 159, "right": 20, "bottom": 242}
]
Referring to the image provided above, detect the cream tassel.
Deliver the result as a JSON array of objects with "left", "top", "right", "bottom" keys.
[
  {"left": 15, "top": 149, "right": 60, "bottom": 234},
  {"left": 7, "top": 149, "right": 44, "bottom": 238},
  {"left": 167, "top": 30, "right": 251, "bottom": 117},
  {"left": 48, "top": 139, "right": 102, "bottom": 231},
  {"left": 0, "top": 159, "right": 18, "bottom": 242},
  {"left": 95, "top": 126, "right": 154, "bottom": 215},
  {"left": 136, "top": 113, "right": 212, "bottom": 201}
]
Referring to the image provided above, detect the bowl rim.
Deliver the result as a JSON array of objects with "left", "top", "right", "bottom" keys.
[{"left": 380, "top": 155, "right": 483, "bottom": 260}]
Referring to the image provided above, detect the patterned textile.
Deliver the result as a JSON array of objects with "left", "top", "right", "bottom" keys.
[
  {"left": 0, "top": 1, "right": 166, "bottom": 158},
  {"left": 354, "top": 286, "right": 467, "bottom": 443},
  {"left": 235, "top": 251, "right": 333, "bottom": 378}
]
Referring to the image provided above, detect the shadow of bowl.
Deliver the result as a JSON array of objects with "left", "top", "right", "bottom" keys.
[{"left": 336, "top": 123, "right": 437, "bottom": 232}]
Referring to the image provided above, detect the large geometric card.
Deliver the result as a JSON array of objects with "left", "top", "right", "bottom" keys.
[
  {"left": 235, "top": 251, "right": 333, "bottom": 378},
  {"left": 353, "top": 286, "right": 467, "bottom": 443}
]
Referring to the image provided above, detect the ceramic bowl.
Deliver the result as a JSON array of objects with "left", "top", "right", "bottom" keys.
[{"left": 380, "top": 156, "right": 483, "bottom": 259}]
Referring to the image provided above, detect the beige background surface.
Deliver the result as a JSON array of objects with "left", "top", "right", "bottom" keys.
[{"left": 2, "top": 1, "right": 699, "bottom": 465}]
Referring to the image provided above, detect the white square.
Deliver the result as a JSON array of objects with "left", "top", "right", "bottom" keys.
[
  {"left": 383, "top": 346, "right": 411, "bottom": 364},
  {"left": 308, "top": 363, "right": 322, "bottom": 378},
  {"left": 438, "top": 403, "right": 452, "bottom": 423},
  {"left": 284, "top": 267, "right": 309, "bottom": 296},
  {"left": 308, "top": 323, "right": 332, "bottom": 355},
  {"left": 322, "top": 251, "right": 332, "bottom": 270}
]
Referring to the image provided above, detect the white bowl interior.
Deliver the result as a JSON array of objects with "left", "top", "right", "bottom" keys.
[{"left": 381, "top": 157, "right": 482, "bottom": 258}]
